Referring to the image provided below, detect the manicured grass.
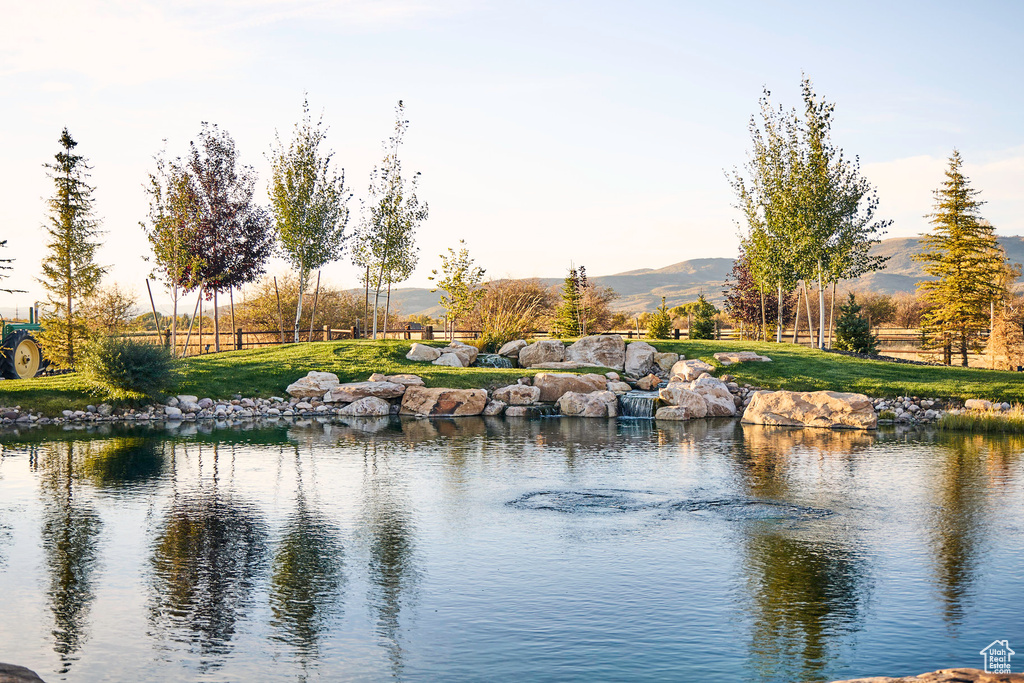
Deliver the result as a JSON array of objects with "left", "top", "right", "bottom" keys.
[
  {"left": 647, "top": 339, "right": 1024, "bottom": 404},
  {"left": 0, "top": 340, "right": 608, "bottom": 415},
  {"left": 3, "top": 337, "right": 1024, "bottom": 416}
]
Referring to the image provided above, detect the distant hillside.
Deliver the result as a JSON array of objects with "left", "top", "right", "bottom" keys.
[{"left": 375, "top": 235, "right": 1024, "bottom": 317}]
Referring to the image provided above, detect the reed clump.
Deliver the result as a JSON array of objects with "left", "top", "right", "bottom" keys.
[{"left": 938, "top": 404, "right": 1024, "bottom": 433}]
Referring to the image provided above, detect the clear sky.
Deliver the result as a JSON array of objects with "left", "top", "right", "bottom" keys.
[{"left": 1, "top": 0, "right": 1022, "bottom": 314}]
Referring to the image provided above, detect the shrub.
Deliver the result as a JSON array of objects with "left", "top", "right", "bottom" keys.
[
  {"left": 81, "top": 336, "right": 178, "bottom": 397},
  {"left": 647, "top": 297, "right": 672, "bottom": 339},
  {"left": 834, "top": 294, "right": 878, "bottom": 354},
  {"left": 469, "top": 278, "right": 555, "bottom": 351},
  {"left": 689, "top": 294, "right": 717, "bottom": 340}
]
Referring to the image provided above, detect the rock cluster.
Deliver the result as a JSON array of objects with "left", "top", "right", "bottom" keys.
[
  {"left": 828, "top": 668, "right": 1024, "bottom": 683},
  {"left": 742, "top": 390, "right": 878, "bottom": 429}
]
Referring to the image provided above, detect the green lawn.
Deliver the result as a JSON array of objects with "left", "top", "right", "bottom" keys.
[{"left": 1, "top": 338, "right": 1022, "bottom": 416}]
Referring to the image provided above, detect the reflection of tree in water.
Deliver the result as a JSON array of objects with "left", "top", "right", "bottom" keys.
[
  {"left": 80, "top": 437, "right": 164, "bottom": 490},
  {"left": 361, "top": 442, "right": 418, "bottom": 679},
  {"left": 927, "top": 433, "right": 994, "bottom": 628},
  {"left": 744, "top": 534, "right": 866, "bottom": 682},
  {"left": 149, "top": 444, "right": 267, "bottom": 667},
  {"left": 34, "top": 442, "right": 102, "bottom": 674},
  {"left": 269, "top": 453, "right": 344, "bottom": 664}
]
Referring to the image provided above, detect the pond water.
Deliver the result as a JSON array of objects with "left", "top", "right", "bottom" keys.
[{"left": 0, "top": 417, "right": 1022, "bottom": 682}]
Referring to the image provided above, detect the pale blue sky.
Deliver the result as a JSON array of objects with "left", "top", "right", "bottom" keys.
[{"left": 1, "top": 0, "right": 1022, "bottom": 312}]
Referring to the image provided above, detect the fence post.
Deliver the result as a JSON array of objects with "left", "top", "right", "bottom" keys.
[
  {"left": 673, "top": 328, "right": 680, "bottom": 340},
  {"left": 425, "top": 325, "right": 434, "bottom": 341},
  {"left": 236, "top": 328, "right": 243, "bottom": 351},
  {"left": 350, "top": 325, "right": 358, "bottom": 340},
  {"left": 323, "top": 325, "right": 329, "bottom": 342},
  {"left": 627, "top": 330, "right": 632, "bottom": 339},
  {"left": 164, "top": 329, "right": 171, "bottom": 349}
]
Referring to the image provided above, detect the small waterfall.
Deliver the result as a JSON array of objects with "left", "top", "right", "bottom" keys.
[
  {"left": 618, "top": 391, "right": 660, "bottom": 419},
  {"left": 473, "top": 353, "right": 516, "bottom": 369}
]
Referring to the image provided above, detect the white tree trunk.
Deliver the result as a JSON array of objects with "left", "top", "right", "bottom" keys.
[
  {"left": 294, "top": 267, "right": 307, "bottom": 343},
  {"left": 776, "top": 282, "right": 782, "bottom": 343},
  {"left": 817, "top": 260, "right": 825, "bottom": 350}
]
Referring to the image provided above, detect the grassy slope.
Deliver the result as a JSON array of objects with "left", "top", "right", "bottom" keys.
[{"left": 2, "top": 338, "right": 1022, "bottom": 415}]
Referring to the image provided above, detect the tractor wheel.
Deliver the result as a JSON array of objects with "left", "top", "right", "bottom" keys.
[{"left": 1, "top": 330, "right": 49, "bottom": 379}]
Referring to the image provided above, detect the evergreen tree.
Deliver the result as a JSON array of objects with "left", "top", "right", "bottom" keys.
[
  {"left": 551, "top": 267, "right": 583, "bottom": 338},
  {"left": 915, "top": 150, "right": 1008, "bottom": 366},
  {"left": 647, "top": 297, "right": 672, "bottom": 339},
  {"left": 833, "top": 293, "right": 877, "bottom": 354},
  {"left": 39, "top": 129, "right": 105, "bottom": 367},
  {"left": 269, "top": 97, "right": 352, "bottom": 342},
  {"left": 689, "top": 294, "right": 717, "bottom": 340}
]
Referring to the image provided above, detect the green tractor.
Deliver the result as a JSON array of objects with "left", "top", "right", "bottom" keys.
[{"left": 1, "top": 306, "right": 50, "bottom": 379}]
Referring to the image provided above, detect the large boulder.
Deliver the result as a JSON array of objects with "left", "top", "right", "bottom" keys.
[
  {"left": 532, "top": 372, "right": 608, "bottom": 402},
  {"left": 497, "top": 339, "right": 528, "bottom": 358},
  {"left": 286, "top": 371, "right": 340, "bottom": 398},
  {"left": 556, "top": 390, "right": 619, "bottom": 417},
  {"left": 624, "top": 341, "right": 656, "bottom": 376},
  {"left": 655, "top": 404, "right": 705, "bottom": 421},
  {"left": 406, "top": 343, "right": 441, "bottom": 362},
  {"left": 369, "top": 373, "right": 425, "bottom": 386},
  {"left": 658, "top": 383, "right": 709, "bottom": 418},
  {"left": 337, "top": 396, "right": 391, "bottom": 417},
  {"left": 607, "top": 381, "right": 632, "bottom": 394},
  {"left": 440, "top": 341, "right": 478, "bottom": 366},
  {"left": 964, "top": 398, "right": 994, "bottom": 411},
  {"left": 654, "top": 352, "right": 680, "bottom": 373},
  {"left": 714, "top": 351, "right": 771, "bottom": 365},
  {"left": 400, "top": 387, "right": 489, "bottom": 416},
  {"left": 687, "top": 375, "right": 736, "bottom": 416},
  {"left": 324, "top": 381, "right": 406, "bottom": 403},
  {"left": 518, "top": 339, "right": 565, "bottom": 367},
  {"left": 0, "top": 663, "right": 46, "bottom": 683},
  {"left": 493, "top": 384, "right": 541, "bottom": 405},
  {"left": 564, "top": 335, "right": 626, "bottom": 370},
  {"left": 432, "top": 353, "right": 465, "bottom": 367},
  {"left": 742, "top": 390, "right": 877, "bottom": 429},
  {"left": 670, "top": 359, "right": 714, "bottom": 382},
  {"left": 827, "top": 667, "right": 1024, "bottom": 683}
]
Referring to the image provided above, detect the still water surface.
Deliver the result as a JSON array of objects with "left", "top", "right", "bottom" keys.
[{"left": 0, "top": 417, "right": 1022, "bottom": 682}]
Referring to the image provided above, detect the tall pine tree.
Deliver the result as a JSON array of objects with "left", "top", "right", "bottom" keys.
[
  {"left": 915, "top": 150, "right": 1007, "bottom": 366},
  {"left": 39, "top": 129, "right": 105, "bottom": 367},
  {"left": 551, "top": 267, "right": 583, "bottom": 338}
]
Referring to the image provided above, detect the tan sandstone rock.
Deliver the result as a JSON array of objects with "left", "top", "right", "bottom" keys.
[
  {"left": 400, "top": 387, "right": 489, "bottom": 416},
  {"left": 369, "top": 373, "right": 425, "bottom": 386},
  {"left": 658, "top": 383, "right": 709, "bottom": 418},
  {"left": 529, "top": 361, "right": 585, "bottom": 369},
  {"left": 556, "top": 390, "right": 619, "bottom": 417},
  {"left": 624, "top": 341, "right": 656, "bottom": 376},
  {"left": 964, "top": 398, "right": 994, "bottom": 411},
  {"left": 607, "top": 381, "right": 633, "bottom": 394},
  {"left": 532, "top": 372, "right": 608, "bottom": 402},
  {"left": 483, "top": 399, "right": 507, "bottom": 416},
  {"left": 286, "top": 371, "right": 340, "bottom": 398},
  {"left": 670, "top": 359, "right": 715, "bottom": 381},
  {"left": 440, "top": 341, "right": 478, "bottom": 366},
  {"left": 714, "top": 351, "right": 772, "bottom": 365},
  {"left": 432, "top": 353, "right": 465, "bottom": 367},
  {"left": 828, "top": 668, "right": 1024, "bottom": 683},
  {"left": 742, "top": 390, "right": 877, "bottom": 429},
  {"left": 687, "top": 375, "right": 737, "bottom": 416},
  {"left": 654, "top": 352, "right": 680, "bottom": 373},
  {"left": 635, "top": 374, "right": 661, "bottom": 391},
  {"left": 493, "top": 384, "right": 541, "bottom": 405},
  {"left": 324, "top": 381, "right": 406, "bottom": 403},
  {"left": 406, "top": 343, "right": 441, "bottom": 362},
  {"left": 518, "top": 339, "right": 565, "bottom": 367},
  {"left": 336, "top": 396, "right": 391, "bottom": 417},
  {"left": 564, "top": 335, "right": 626, "bottom": 370},
  {"left": 497, "top": 339, "right": 528, "bottom": 358}
]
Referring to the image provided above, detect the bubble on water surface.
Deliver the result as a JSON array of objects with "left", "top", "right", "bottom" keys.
[
  {"left": 668, "top": 498, "right": 833, "bottom": 521},
  {"left": 507, "top": 490, "right": 666, "bottom": 513}
]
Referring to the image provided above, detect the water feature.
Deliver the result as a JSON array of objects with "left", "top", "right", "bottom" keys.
[
  {"left": 618, "top": 390, "right": 660, "bottom": 418},
  {"left": 1, "top": 418, "right": 1022, "bottom": 682},
  {"left": 471, "top": 353, "right": 515, "bottom": 369}
]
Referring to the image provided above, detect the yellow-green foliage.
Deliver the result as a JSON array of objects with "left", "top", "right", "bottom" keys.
[{"left": 938, "top": 405, "right": 1024, "bottom": 434}]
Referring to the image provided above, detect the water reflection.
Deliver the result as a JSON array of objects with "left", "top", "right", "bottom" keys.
[
  {"left": 743, "top": 534, "right": 867, "bottom": 682},
  {"left": 361, "top": 443, "right": 418, "bottom": 679},
  {"left": 34, "top": 442, "right": 102, "bottom": 673},
  {"left": 269, "top": 452, "right": 344, "bottom": 664},
  {"left": 149, "top": 445, "right": 268, "bottom": 668},
  {"left": 79, "top": 437, "right": 164, "bottom": 490}
]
